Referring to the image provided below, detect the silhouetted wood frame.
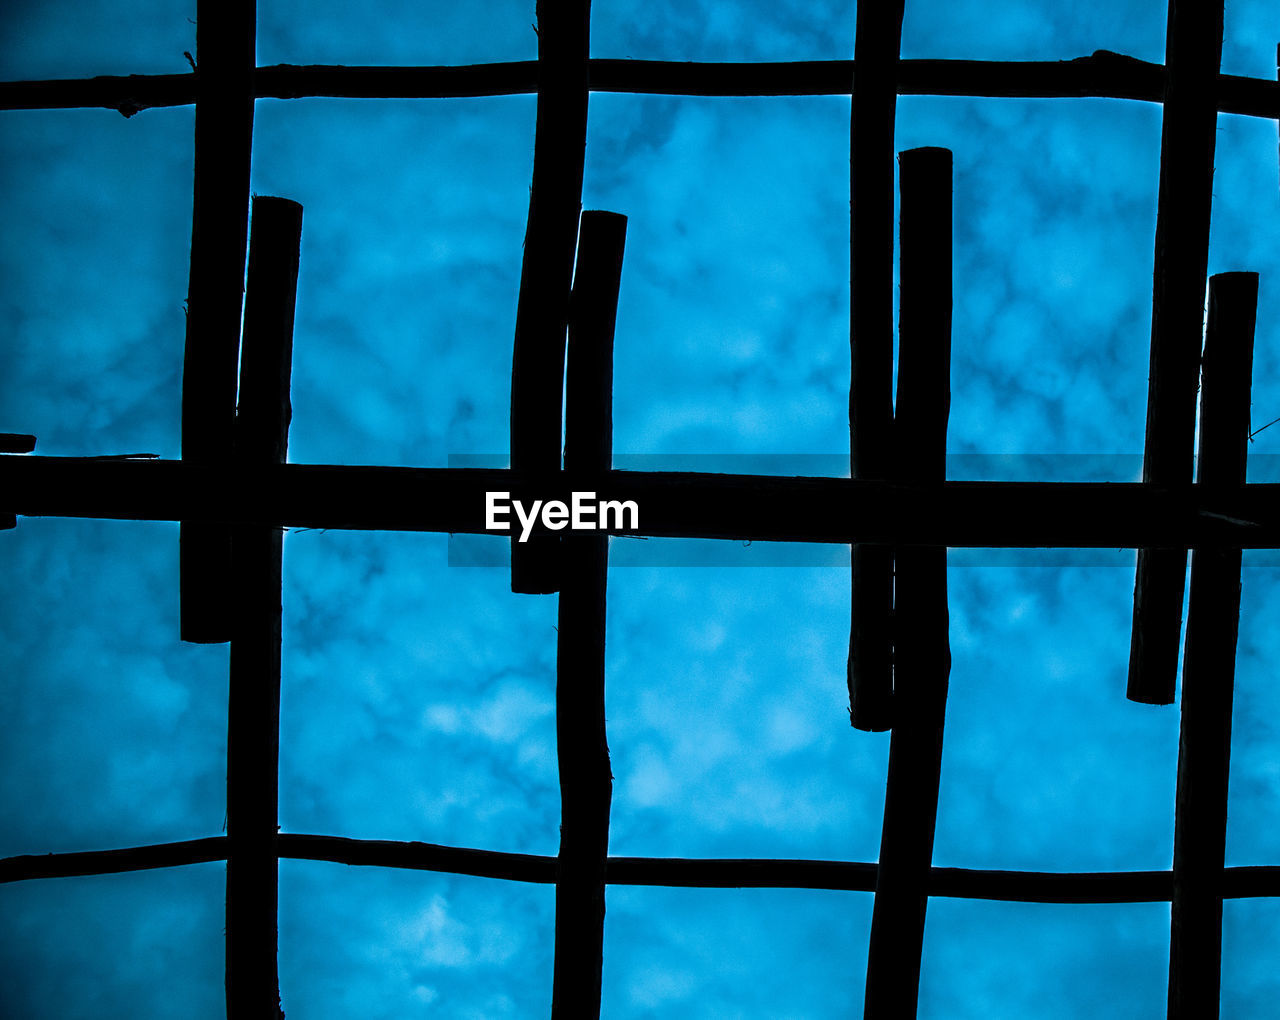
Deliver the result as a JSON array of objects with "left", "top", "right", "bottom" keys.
[
  {"left": 847, "top": 0, "right": 904, "bottom": 733},
  {"left": 508, "top": 0, "right": 592, "bottom": 595},
  {"left": 0, "top": 434, "right": 34, "bottom": 529},
  {"left": 1128, "top": 0, "right": 1225, "bottom": 705},
  {"left": 863, "top": 146, "right": 953, "bottom": 1019},
  {"left": 179, "top": 0, "right": 257, "bottom": 644},
  {"left": 224, "top": 197, "right": 302, "bottom": 1020},
  {"left": 552, "top": 210, "right": 626, "bottom": 1018},
  {"left": 5, "top": 54, "right": 1280, "bottom": 114},
  {"left": 2, "top": 1, "right": 1278, "bottom": 1018},
  {"left": 1168, "top": 272, "right": 1258, "bottom": 1020},
  {"left": 11, "top": 460, "right": 1280, "bottom": 547},
  {"left": 8, "top": 834, "right": 1280, "bottom": 901}
]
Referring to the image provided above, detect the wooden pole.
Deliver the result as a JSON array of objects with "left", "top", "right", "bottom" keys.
[
  {"left": 1128, "top": 0, "right": 1224, "bottom": 704},
  {"left": 5, "top": 56, "right": 1280, "bottom": 116},
  {"left": 9, "top": 834, "right": 1280, "bottom": 901},
  {"left": 508, "top": 0, "right": 592, "bottom": 595},
  {"left": 180, "top": 0, "right": 257, "bottom": 644},
  {"left": 551, "top": 211, "right": 625, "bottom": 1019},
  {"left": 10, "top": 458, "right": 1280, "bottom": 548},
  {"left": 864, "top": 147, "right": 952, "bottom": 1019},
  {"left": 848, "top": 0, "right": 905, "bottom": 732},
  {"left": 1167, "top": 272, "right": 1257, "bottom": 1020},
  {"left": 1, "top": 435, "right": 35, "bottom": 529},
  {"left": 225, "top": 197, "right": 301, "bottom": 1020}
]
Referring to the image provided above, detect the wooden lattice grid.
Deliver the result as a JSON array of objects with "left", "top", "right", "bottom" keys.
[{"left": 3, "top": 2, "right": 1280, "bottom": 1016}]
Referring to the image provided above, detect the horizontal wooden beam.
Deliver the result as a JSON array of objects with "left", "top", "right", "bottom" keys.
[
  {"left": 5, "top": 456, "right": 1280, "bottom": 547},
  {"left": 279, "top": 833, "right": 554, "bottom": 883},
  {"left": 6, "top": 835, "right": 1280, "bottom": 902},
  {"left": 0, "top": 837, "right": 228, "bottom": 881},
  {"left": 2, "top": 55, "right": 1277, "bottom": 118}
]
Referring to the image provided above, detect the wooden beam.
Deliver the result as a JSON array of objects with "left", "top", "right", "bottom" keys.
[
  {"left": 8, "top": 458, "right": 1280, "bottom": 547},
  {"left": 224, "top": 197, "right": 301, "bottom": 1020},
  {"left": 1167, "top": 272, "right": 1257, "bottom": 1020},
  {"left": 6, "top": 835, "right": 1280, "bottom": 901},
  {"left": 0, "top": 837, "right": 228, "bottom": 882},
  {"left": 180, "top": 0, "right": 257, "bottom": 644},
  {"left": 278, "top": 834, "right": 557, "bottom": 882},
  {"left": 864, "top": 147, "right": 953, "bottom": 1020},
  {"left": 4, "top": 57, "right": 1279, "bottom": 116},
  {"left": 848, "top": 0, "right": 904, "bottom": 733},
  {"left": 15, "top": 837, "right": 1280, "bottom": 905},
  {"left": 551, "top": 210, "right": 625, "bottom": 1019},
  {"left": 508, "top": 0, "right": 592, "bottom": 595},
  {"left": 1128, "top": 0, "right": 1225, "bottom": 704},
  {"left": 0, "top": 435, "right": 34, "bottom": 529},
  {"left": 235, "top": 199, "right": 303, "bottom": 467}
]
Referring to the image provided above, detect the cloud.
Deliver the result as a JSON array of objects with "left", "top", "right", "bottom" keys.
[
  {"left": 0, "top": 108, "right": 194, "bottom": 457},
  {"left": 0, "top": 0, "right": 197, "bottom": 79},
  {"left": 0, "top": 520, "right": 227, "bottom": 857},
  {"left": 251, "top": 96, "right": 536, "bottom": 466},
  {"left": 278, "top": 862, "right": 554, "bottom": 1018}
]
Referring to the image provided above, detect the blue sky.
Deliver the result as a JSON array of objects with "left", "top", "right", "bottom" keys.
[{"left": 2, "top": 1, "right": 1280, "bottom": 1017}]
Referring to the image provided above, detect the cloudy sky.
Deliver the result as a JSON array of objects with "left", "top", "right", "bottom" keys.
[{"left": 3, "top": 0, "right": 1280, "bottom": 1017}]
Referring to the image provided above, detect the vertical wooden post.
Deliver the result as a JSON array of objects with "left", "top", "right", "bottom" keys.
[
  {"left": 848, "top": 0, "right": 906, "bottom": 732},
  {"left": 1168, "top": 272, "right": 1257, "bottom": 1020},
  {"left": 509, "top": 0, "right": 593, "bottom": 596},
  {"left": 1128, "top": 0, "right": 1224, "bottom": 704},
  {"left": 0, "top": 434, "right": 35, "bottom": 530},
  {"left": 181, "top": 0, "right": 257, "bottom": 643},
  {"left": 225, "top": 197, "right": 302, "bottom": 1020},
  {"left": 864, "top": 147, "right": 952, "bottom": 1020},
  {"left": 551, "top": 211, "right": 625, "bottom": 1019}
]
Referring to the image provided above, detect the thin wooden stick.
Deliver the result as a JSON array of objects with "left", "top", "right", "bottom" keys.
[
  {"left": 4, "top": 58, "right": 1279, "bottom": 115},
  {"left": 0, "top": 837, "right": 229, "bottom": 881},
  {"left": 1128, "top": 0, "right": 1225, "bottom": 705},
  {"left": 8, "top": 835, "right": 1280, "bottom": 901},
  {"left": 225, "top": 197, "right": 301, "bottom": 1020},
  {"left": 1168, "top": 272, "right": 1257, "bottom": 1020},
  {"left": 508, "top": 0, "right": 592, "bottom": 595},
  {"left": 551, "top": 210, "right": 625, "bottom": 1019},
  {"left": 864, "top": 147, "right": 953, "bottom": 1020},
  {"left": 848, "top": 0, "right": 904, "bottom": 733},
  {"left": 180, "top": 0, "right": 257, "bottom": 645}
]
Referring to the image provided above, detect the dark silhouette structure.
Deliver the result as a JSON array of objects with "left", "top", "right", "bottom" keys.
[{"left": 2, "top": 1, "right": 1279, "bottom": 1017}]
